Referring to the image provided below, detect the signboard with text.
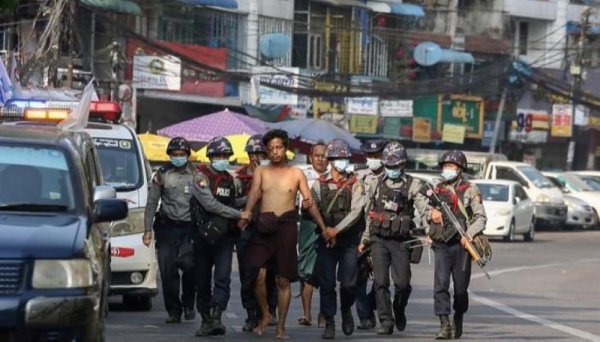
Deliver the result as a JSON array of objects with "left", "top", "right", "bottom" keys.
[
  {"left": 380, "top": 100, "right": 413, "bottom": 117},
  {"left": 133, "top": 56, "right": 181, "bottom": 90},
  {"left": 437, "top": 95, "right": 484, "bottom": 139},
  {"left": 346, "top": 97, "right": 379, "bottom": 115},
  {"left": 349, "top": 114, "right": 378, "bottom": 134},
  {"left": 413, "top": 118, "right": 431, "bottom": 143},
  {"left": 551, "top": 104, "right": 572, "bottom": 137},
  {"left": 509, "top": 109, "right": 549, "bottom": 143},
  {"left": 253, "top": 66, "right": 299, "bottom": 105}
]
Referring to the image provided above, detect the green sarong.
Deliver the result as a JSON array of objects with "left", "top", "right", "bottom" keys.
[{"left": 297, "top": 219, "right": 319, "bottom": 285}]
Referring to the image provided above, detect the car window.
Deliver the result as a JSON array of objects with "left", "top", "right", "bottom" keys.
[
  {"left": 546, "top": 176, "right": 569, "bottom": 193},
  {"left": 94, "top": 138, "right": 143, "bottom": 192},
  {"left": 578, "top": 176, "right": 600, "bottom": 191},
  {"left": 496, "top": 167, "right": 525, "bottom": 184},
  {"left": 517, "top": 166, "right": 554, "bottom": 188},
  {"left": 515, "top": 185, "right": 529, "bottom": 200},
  {"left": 476, "top": 183, "right": 509, "bottom": 202},
  {"left": 0, "top": 144, "right": 75, "bottom": 210}
]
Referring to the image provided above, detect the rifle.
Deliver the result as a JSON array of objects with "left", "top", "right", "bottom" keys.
[{"left": 424, "top": 183, "right": 491, "bottom": 280}]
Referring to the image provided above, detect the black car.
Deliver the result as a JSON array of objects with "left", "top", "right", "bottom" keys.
[{"left": 0, "top": 125, "right": 127, "bottom": 341}]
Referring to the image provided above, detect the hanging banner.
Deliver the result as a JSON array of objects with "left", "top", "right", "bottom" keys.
[
  {"left": 346, "top": 97, "right": 379, "bottom": 115},
  {"left": 413, "top": 118, "right": 431, "bottom": 143},
  {"left": 551, "top": 104, "right": 573, "bottom": 137},
  {"left": 437, "top": 95, "right": 484, "bottom": 138},
  {"left": 252, "top": 66, "right": 299, "bottom": 105},
  {"left": 442, "top": 124, "right": 466, "bottom": 144},
  {"left": 349, "top": 114, "right": 378, "bottom": 134},
  {"left": 380, "top": 100, "right": 413, "bottom": 117}
]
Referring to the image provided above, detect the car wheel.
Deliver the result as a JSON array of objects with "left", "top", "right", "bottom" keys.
[
  {"left": 503, "top": 220, "right": 515, "bottom": 242},
  {"left": 123, "top": 294, "right": 153, "bottom": 311},
  {"left": 524, "top": 218, "right": 535, "bottom": 242}
]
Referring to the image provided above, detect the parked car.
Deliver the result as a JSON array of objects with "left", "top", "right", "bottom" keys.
[
  {"left": 0, "top": 124, "right": 128, "bottom": 341},
  {"left": 472, "top": 179, "right": 535, "bottom": 242},
  {"left": 569, "top": 171, "right": 600, "bottom": 190},
  {"left": 563, "top": 195, "right": 598, "bottom": 229},
  {"left": 542, "top": 172, "right": 600, "bottom": 228},
  {"left": 483, "top": 161, "right": 567, "bottom": 228}
]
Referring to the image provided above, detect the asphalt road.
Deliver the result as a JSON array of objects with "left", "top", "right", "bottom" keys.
[{"left": 106, "top": 230, "right": 600, "bottom": 341}]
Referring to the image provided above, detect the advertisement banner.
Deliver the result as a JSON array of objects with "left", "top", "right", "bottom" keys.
[
  {"left": 509, "top": 109, "right": 549, "bottom": 143},
  {"left": 349, "top": 114, "right": 378, "bottom": 134},
  {"left": 437, "top": 95, "right": 484, "bottom": 138},
  {"left": 133, "top": 56, "right": 181, "bottom": 91},
  {"left": 380, "top": 100, "right": 413, "bottom": 117},
  {"left": 346, "top": 97, "right": 379, "bottom": 115},
  {"left": 313, "top": 82, "right": 346, "bottom": 119},
  {"left": 413, "top": 118, "right": 431, "bottom": 143},
  {"left": 442, "top": 124, "right": 466, "bottom": 144},
  {"left": 252, "top": 66, "right": 299, "bottom": 105},
  {"left": 551, "top": 104, "right": 573, "bottom": 137}
]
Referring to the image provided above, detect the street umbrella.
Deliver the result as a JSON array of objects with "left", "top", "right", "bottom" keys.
[
  {"left": 196, "top": 134, "right": 294, "bottom": 164},
  {"left": 157, "top": 108, "right": 268, "bottom": 142},
  {"left": 137, "top": 133, "right": 171, "bottom": 162},
  {"left": 267, "top": 118, "right": 362, "bottom": 150}
]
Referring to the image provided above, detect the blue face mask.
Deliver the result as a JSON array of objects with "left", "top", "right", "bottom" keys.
[
  {"left": 259, "top": 159, "right": 271, "bottom": 166},
  {"left": 384, "top": 167, "right": 402, "bottom": 179},
  {"left": 170, "top": 156, "right": 187, "bottom": 168},
  {"left": 332, "top": 159, "right": 350, "bottom": 172},
  {"left": 441, "top": 169, "right": 458, "bottom": 181},
  {"left": 366, "top": 158, "right": 383, "bottom": 171},
  {"left": 211, "top": 159, "right": 229, "bottom": 172}
]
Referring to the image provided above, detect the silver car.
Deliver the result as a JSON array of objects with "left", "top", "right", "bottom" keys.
[{"left": 563, "top": 195, "right": 598, "bottom": 229}]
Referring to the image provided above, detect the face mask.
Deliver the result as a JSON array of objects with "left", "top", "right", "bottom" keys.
[
  {"left": 170, "top": 156, "right": 187, "bottom": 168},
  {"left": 384, "top": 167, "right": 402, "bottom": 179},
  {"left": 332, "top": 159, "right": 349, "bottom": 172},
  {"left": 441, "top": 169, "right": 458, "bottom": 181},
  {"left": 259, "top": 159, "right": 271, "bottom": 166},
  {"left": 366, "top": 158, "right": 383, "bottom": 171},
  {"left": 211, "top": 159, "right": 229, "bottom": 172}
]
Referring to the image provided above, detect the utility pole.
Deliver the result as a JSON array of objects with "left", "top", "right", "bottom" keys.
[
  {"left": 489, "top": 87, "right": 508, "bottom": 154},
  {"left": 566, "top": 7, "right": 590, "bottom": 171}
]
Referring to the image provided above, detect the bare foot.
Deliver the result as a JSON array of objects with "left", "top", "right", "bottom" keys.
[
  {"left": 276, "top": 327, "right": 290, "bottom": 339},
  {"left": 253, "top": 314, "right": 271, "bottom": 336}
]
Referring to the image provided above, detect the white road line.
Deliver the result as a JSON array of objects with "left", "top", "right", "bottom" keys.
[{"left": 470, "top": 258, "right": 600, "bottom": 341}]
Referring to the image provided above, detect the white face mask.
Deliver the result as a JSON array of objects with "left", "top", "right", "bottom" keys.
[
  {"left": 332, "top": 159, "right": 350, "bottom": 172},
  {"left": 366, "top": 158, "right": 383, "bottom": 171}
]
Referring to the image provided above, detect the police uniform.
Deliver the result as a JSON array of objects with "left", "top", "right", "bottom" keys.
[
  {"left": 425, "top": 150, "right": 487, "bottom": 340},
  {"left": 354, "top": 139, "right": 386, "bottom": 329},
  {"left": 360, "top": 141, "right": 430, "bottom": 334},
  {"left": 310, "top": 139, "right": 366, "bottom": 339},
  {"left": 144, "top": 162, "right": 199, "bottom": 322},
  {"left": 191, "top": 137, "right": 244, "bottom": 337}
]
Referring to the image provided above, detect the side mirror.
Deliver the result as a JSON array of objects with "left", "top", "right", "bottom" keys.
[
  {"left": 514, "top": 196, "right": 521, "bottom": 204},
  {"left": 94, "top": 185, "right": 117, "bottom": 202},
  {"left": 94, "top": 199, "right": 128, "bottom": 223}
]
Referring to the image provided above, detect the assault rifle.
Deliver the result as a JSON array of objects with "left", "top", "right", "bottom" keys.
[{"left": 424, "top": 183, "right": 491, "bottom": 280}]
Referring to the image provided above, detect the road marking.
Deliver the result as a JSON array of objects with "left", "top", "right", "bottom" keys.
[{"left": 470, "top": 258, "right": 600, "bottom": 341}]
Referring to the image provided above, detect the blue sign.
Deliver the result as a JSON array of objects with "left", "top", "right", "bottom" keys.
[{"left": 481, "top": 120, "right": 505, "bottom": 147}]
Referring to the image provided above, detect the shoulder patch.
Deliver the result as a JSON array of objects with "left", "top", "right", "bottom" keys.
[
  {"left": 195, "top": 173, "right": 209, "bottom": 189},
  {"left": 473, "top": 194, "right": 482, "bottom": 204},
  {"left": 151, "top": 172, "right": 163, "bottom": 186}
]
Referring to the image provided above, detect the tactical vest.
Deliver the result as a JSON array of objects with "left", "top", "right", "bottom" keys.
[
  {"left": 236, "top": 165, "right": 253, "bottom": 196},
  {"left": 190, "top": 164, "right": 236, "bottom": 228},
  {"left": 318, "top": 175, "right": 359, "bottom": 234},
  {"left": 433, "top": 181, "right": 472, "bottom": 241},
  {"left": 369, "top": 174, "right": 415, "bottom": 239}
]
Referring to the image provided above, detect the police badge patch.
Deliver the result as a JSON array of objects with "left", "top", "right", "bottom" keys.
[{"left": 196, "top": 174, "right": 209, "bottom": 189}]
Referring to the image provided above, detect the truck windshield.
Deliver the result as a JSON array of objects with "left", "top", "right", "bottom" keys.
[
  {"left": 0, "top": 144, "right": 75, "bottom": 211},
  {"left": 94, "top": 138, "right": 143, "bottom": 192}
]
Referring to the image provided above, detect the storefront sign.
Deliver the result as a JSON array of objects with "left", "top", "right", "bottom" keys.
[
  {"left": 313, "top": 82, "right": 346, "bottom": 119},
  {"left": 481, "top": 120, "right": 506, "bottom": 147},
  {"left": 442, "top": 124, "right": 466, "bottom": 144},
  {"left": 346, "top": 97, "right": 379, "bottom": 115},
  {"left": 133, "top": 56, "right": 181, "bottom": 90},
  {"left": 290, "top": 96, "right": 311, "bottom": 119},
  {"left": 380, "top": 100, "right": 413, "bottom": 117},
  {"left": 551, "top": 104, "right": 572, "bottom": 137},
  {"left": 437, "top": 95, "right": 484, "bottom": 139},
  {"left": 413, "top": 118, "right": 431, "bottom": 143},
  {"left": 509, "top": 109, "right": 549, "bottom": 143},
  {"left": 253, "top": 66, "right": 299, "bottom": 105},
  {"left": 349, "top": 114, "right": 378, "bottom": 134}
]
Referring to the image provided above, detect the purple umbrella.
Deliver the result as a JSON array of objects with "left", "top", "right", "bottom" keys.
[{"left": 157, "top": 109, "right": 268, "bottom": 142}]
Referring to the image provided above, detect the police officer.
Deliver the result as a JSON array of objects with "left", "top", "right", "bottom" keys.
[
  {"left": 310, "top": 139, "right": 366, "bottom": 340},
  {"left": 191, "top": 137, "right": 251, "bottom": 336},
  {"left": 235, "top": 134, "right": 278, "bottom": 332},
  {"left": 354, "top": 139, "right": 386, "bottom": 330},
  {"left": 425, "top": 150, "right": 486, "bottom": 340},
  {"left": 142, "top": 137, "right": 198, "bottom": 323},
  {"left": 358, "top": 141, "right": 429, "bottom": 335}
]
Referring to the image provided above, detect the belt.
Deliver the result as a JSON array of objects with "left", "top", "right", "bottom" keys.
[{"left": 165, "top": 218, "right": 193, "bottom": 227}]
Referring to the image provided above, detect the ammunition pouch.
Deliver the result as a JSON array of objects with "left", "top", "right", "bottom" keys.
[
  {"left": 409, "top": 239, "right": 424, "bottom": 264},
  {"left": 472, "top": 233, "right": 492, "bottom": 266}
]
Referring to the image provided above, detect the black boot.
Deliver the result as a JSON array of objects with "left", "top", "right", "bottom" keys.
[
  {"left": 194, "top": 312, "right": 213, "bottom": 337},
  {"left": 321, "top": 318, "right": 335, "bottom": 339},
  {"left": 453, "top": 313, "right": 464, "bottom": 339},
  {"left": 165, "top": 312, "right": 181, "bottom": 324},
  {"left": 435, "top": 315, "right": 452, "bottom": 340},
  {"left": 376, "top": 320, "right": 393, "bottom": 335},
  {"left": 341, "top": 309, "right": 354, "bottom": 336},
  {"left": 209, "top": 308, "right": 226, "bottom": 336},
  {"left": 184, "top": 307, "right": 196, "bottom": 320},
  {"left": 393, "top": 301, "right": 406, "bottom": 331},
  {"left": 242, "top": 309, "right": 258, "bottom": 332},
  {"left": 356, "top": 318, "right": 374, "bottom": 330}
]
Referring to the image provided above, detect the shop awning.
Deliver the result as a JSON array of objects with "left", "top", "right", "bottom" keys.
[
  {"left": 367, "top": 1, "right": 425, "bottom": 16},
  {"left": 311, "top": 0, "right": 370, "bottom": 9},
  {"left": 175, "top": 0, "right": 238, "bottom": 9},
  {"left": 81, "top": 0, "right": 142, "bottom": 15}
]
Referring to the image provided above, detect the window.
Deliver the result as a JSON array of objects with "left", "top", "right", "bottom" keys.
[
  {"left": 546, "top": 176, "right": 568, "bottom": 193},
  {"left": 309, "top": 33, "right": 324, "bottom": 69},
  {"left": 477, "top": 183, "right": 509, "bottom": 202},
  {"left": 517, "top": 166, "right": 554, "bottom": 188},
  {"left": 94, "top": 138, "right": 143, "bottom": 192},
  {"left": 515, "top": 185, "right": 529, "bottom": 200},
  {"left": 518, "top": 22, "right": 529, "bottom": 55},
  {"left": 495, "top": 167, "right": 525, "bottom": 185}
]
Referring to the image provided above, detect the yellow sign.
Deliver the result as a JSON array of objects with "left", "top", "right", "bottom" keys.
[
  {"left": 413, "top": 118, "right": 431, "bottom": 143},
  {"left": 437, "top": 95, "right": 484, "bottom": 139},
  {"left": 590, "top": 117, "right": 600, "bottom": 130},
  {"left": 313, "top": 82, "right": 346, "bottom": 119},
  {"left": 349, "top": 114, "right": 378, "bottom": 134},
  {"left": 442, "top": 124, "right": 466, "bottom": 144},
  {"left": 551, "top": 104, "right": 572, "bottom": 137}
]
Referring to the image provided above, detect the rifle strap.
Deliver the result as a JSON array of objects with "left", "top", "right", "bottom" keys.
[
  {"left": 444, "top": 184, "right": 470, "bottom": 224},
  {"left": 325, "top": 176, "right": 354, "bottom": 216}
]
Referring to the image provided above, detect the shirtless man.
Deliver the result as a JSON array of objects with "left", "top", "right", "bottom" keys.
[{"left": 241, "top": 129, "right": 329, "bottom": 339}]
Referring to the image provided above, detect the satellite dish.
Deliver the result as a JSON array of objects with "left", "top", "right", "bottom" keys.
[{"left": 259, "top": 33, "right": 292, "bottom": 59}]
